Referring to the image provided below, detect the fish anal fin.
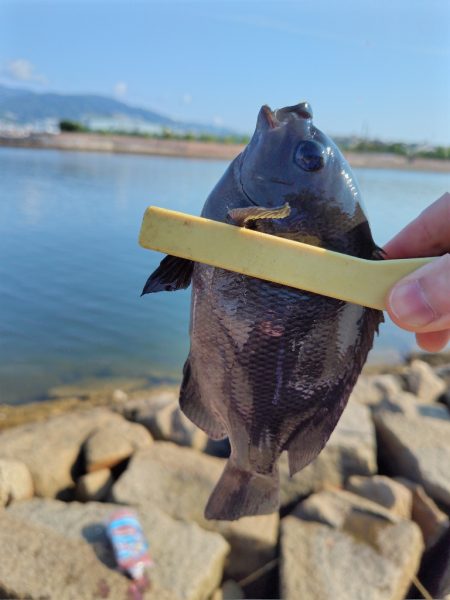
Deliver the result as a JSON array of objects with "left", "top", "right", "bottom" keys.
[
  {"left": 141, "top": 255, "right": 194, "bottom": 295},
  {"left": 179, "top": 359, "right": 227, "bottom": 441},
  {"left": 205, "top": 459, "right": 279, "bottom": 520}
]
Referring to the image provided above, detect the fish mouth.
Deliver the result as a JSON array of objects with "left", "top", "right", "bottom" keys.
[{"left": 261, "top": 102, "right": 313, "bottom": 128}]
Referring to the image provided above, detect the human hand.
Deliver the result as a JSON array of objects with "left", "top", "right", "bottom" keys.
[{"left": 384, "top": 192, "right": 450, "bottom": 352}]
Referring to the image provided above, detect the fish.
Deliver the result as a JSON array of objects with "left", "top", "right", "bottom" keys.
[{"left": 142, "top": 102, "right": 383, "bottom": 521}]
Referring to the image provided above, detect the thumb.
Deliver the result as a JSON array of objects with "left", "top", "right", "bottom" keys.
[{"left": 387, "top": 254, "right": 450, "bottom": 333}]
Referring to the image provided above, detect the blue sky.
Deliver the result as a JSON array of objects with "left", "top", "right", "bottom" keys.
[{"left": 1, "top": 0, "right": 449, "bottom": 144}]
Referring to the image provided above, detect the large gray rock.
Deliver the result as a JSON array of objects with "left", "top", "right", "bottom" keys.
[
  {"left": 0, "top": 408, "right": 120, "bottom": 497},
  {"left": 111, "top": 442, "right": 278, "bottom": 580},
  {"left": 211, "top": 580, "right": 245, "bottom": 600},
  {"left": 0, "top": 458, "right": 33, "bottom": 506},
  {"left": 84, "top": 417, "right": 152, "bottom": 472},
  {"left": 346, "top": 475, "right": 412, "bottom": 519},
  {"left": 0, "top": 512, "right": 151, "bottom": 600},
  {"left": 8, "top": 498, "right": 228, "bottom": 600},
  {"left": 76, "top": 468, "right": 113, "bottom": 502},
  {"left": 404, "top": 359, "right": 446, "bottom": 402},
  {"left": 375, "top": 412, "right": 450, "bottom": 506},
  {"left": 148, "top": 402, "right": 208, "bottom": 450},
  {"left": 120, "top": 389, "right": 208, "bottom": 450},
  {"left": 372, "top": 391, "right": 421, "bottom": 417},
  {"left": 280, "top": 517, "right": 423, "bottom": 600},
  {"left": 396, "top": 477, "right": 449, "bottom": 549},
  {"left": 293, "top": 488, "right": 397, "bottom": 529},
  {"left": 119, "top": 387, "right": 179, "bottom": 425},
  {"left": 350, "top": 374, "right": 403, "bottom": 408},
  {"left": 280, "top": 401, "right": 377, "bottom": 507},
  {"left": 372, "top": 392, "right": 450, "bottom": 421}
]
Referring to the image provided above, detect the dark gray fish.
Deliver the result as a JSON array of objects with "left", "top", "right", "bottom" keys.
[{"left": 142, "top": 102, "right": 383, "bottom": 521}]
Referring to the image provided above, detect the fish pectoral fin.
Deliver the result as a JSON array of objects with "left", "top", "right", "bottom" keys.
[
  {"left": 141, "top": 255, "right": 194, "bottom": 295},
  {"left": 227, "top": 202, "right": 291, "bottom": 227},
  {"left": 179, "top": 359, "right": 228, "bottom": 440}
]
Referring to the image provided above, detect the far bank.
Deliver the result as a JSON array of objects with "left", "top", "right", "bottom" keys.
[{"left": 2, "top": 132, "right": 449, "bottom": 173}]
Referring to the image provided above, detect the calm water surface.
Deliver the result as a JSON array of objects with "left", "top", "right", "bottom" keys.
[{"left": 1, "top": 147, "right": 449, "bottom": 404}]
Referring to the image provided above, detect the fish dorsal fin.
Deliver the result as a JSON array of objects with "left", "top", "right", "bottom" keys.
[{"left": 141, "top": 255, "right": 194, "bottom": 295}]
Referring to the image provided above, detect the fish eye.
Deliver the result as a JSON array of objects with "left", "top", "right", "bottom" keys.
[{"left": 294, "top": 140, "right": 327, "bottom": 172}]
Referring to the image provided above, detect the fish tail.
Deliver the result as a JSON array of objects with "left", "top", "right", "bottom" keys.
[{"left": 204, "top": 460, "right": 279, "bottom": 521}]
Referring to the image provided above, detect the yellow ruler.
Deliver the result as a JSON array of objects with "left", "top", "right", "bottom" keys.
[{"left": 139, "top": 206, "right": 434, "bottom": 310}]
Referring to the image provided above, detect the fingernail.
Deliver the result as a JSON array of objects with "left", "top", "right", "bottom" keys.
[{"left": 389, "top": 280, "right": 436, "bottom": 327}]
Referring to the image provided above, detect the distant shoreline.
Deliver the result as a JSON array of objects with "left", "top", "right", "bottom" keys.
[{"left": 2, "top": 132, "right": 450, "bottom": 173}]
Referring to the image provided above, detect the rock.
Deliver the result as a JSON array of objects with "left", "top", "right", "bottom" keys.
[
  {"left": 84, "top": 418, "right": 152, "bottom": 472},
  {"left": 76, "top": 469, "right": 113, "bottom": 502},
  {"left": 211, "top": 580, "right": 245, "bottom": 600},
  {"left": 435, "top": 529, "right": 450, "bottom": 599},
  {"left": 119, "top": 387, "right": 179, "bottom": 425},
  {"left": 374, "top": 411, "right": 450, "bottom": 506},
  {"left": 293, "top": 488, "right": 397, "bottom": 529},
  {"left": 373, "top": 392, "right": 450, "bottom": 421},
  {"left": 434, "top": 361, "right": 450, "bottom": 381},
  {"left": 280, "top": 517, "right": 423, "bottom": 600},
  {"left": 415, "top": 403, "right": 450, "bottom": 421},
  {"left": 111, "top": 442, "right": 278, "bottom": 580},
  {"left": 111, "top": 388, "right": 128, "bottom": 403},
  {"left": 0, "top": 512, "right": 136, "bottom": 600},
  {"left": 0, "top": 458, "right": 34, "bottom": 506},
  {"left": 346, "top": 475, "right": 412, "bottom": 519},
  {"left": 373, "top": 391, "right": 420, "bottom": 417},
  {"left": 85, "top": 431, "right": 133, "bottom": 472},
  {"left": 0, "top": 408, "right": 120, "bottom": 497},
  {"left": 280, "top": 401, "right": 377, "bottom": 507},
  {"left": 349, "top": 375, "right": 383, "bottom": 406},
  {"left": 148, "top": 402, "right": 208, "bottom": 450},
  {"left": 350, "top": 374, "right": 403, "bottom": 407},
  {"left": 404, "top": 359, "right": 446, "bottom": 402},
  {"left": 120, "top": 388, "right": 208, "bottom": 450},
  {"left": 396, "top": 477, "right": 449, "bottom": 549},
  {"left": 7, "top": 498, "right": 228, "bottom": 600}
]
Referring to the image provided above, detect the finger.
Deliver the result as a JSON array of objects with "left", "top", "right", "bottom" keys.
[
  {"left": 386, "top": 253, "right": 450, "bottom": 333},
  {"left": 416, "top": 329, "right": 450, "bottom": 353},
  {"left": 384, "top": 192, "right": 450, "bottom": 259}
]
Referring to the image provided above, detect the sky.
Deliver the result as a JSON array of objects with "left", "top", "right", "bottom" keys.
[{"left": 0, "top": 0, "right": 449, "bottom": 144}]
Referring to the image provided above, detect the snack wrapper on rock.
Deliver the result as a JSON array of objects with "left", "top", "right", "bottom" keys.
[{"left": 106, "top": 508, "right": 154, "bottom": 581}]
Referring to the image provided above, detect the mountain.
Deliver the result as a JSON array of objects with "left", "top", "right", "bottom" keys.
[{"left": 0, "top": 84, "right": 236, "bottom": 136}]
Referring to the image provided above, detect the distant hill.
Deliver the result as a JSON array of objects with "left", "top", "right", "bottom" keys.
[{"left": 0, "top": 84, "right": 236, "bottom": 136}]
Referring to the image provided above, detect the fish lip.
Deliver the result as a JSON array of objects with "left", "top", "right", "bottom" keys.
[
  {"left": 276, "top": 102, "right": 313, "bottom": 122},
  {"left": 261, "top": 105, "right": 279, "bottom": 129}
]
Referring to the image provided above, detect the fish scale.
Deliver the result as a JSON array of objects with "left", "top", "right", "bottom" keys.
[{"left": 142, "top": 101, "right": 383, "bottom": 520}]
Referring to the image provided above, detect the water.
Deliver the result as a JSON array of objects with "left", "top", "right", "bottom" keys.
[{"left": 1, "top": 147, "right": 449, "bottom": 404}]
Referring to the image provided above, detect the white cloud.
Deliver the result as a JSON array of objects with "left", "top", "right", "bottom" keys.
[
  {"left": 114, "top": 81, "right": 128, "bottom": 98},
  {"left": 182, "top": 92, "right": 192, "bottom": 105},
  {"left": 5, "top": 59, "right": 47, "bottom": 84},
  {"left": 213, "top": 116, "right": 224, "bottom": 126}
]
